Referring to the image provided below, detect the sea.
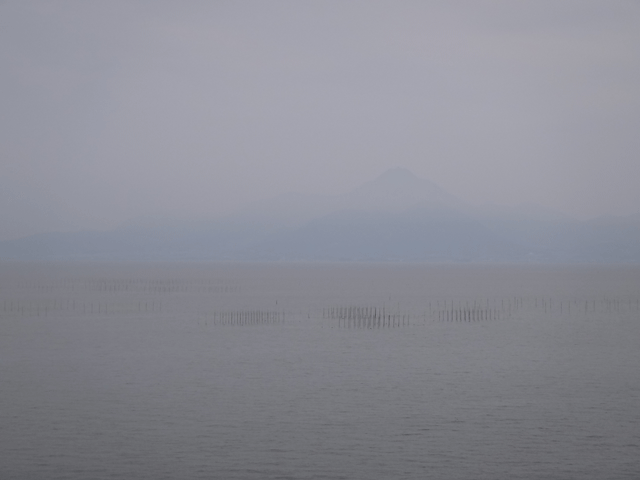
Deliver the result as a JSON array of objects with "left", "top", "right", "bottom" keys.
[{"left": 1, "top": 262, "right": 639, "bottom": 479}]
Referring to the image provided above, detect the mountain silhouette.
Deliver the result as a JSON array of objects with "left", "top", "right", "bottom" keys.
[
  {"left": 1, "top": 168, "right": 639, "bottom": 263},
  {"left": 341, "top": 167, "right": 463, "bottom": 213}
]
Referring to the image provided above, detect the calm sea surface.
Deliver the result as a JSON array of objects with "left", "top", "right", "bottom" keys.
[{"left": 1, "top": 263, "right": 639, "bottom": 479}]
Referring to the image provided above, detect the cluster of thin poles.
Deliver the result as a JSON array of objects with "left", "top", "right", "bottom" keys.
[
  {"left": 7, "top": 278, "right": 240, "bottom": 294},
  {"left": 0, "top": 299, "right": 161, "bottom": 317},
  {"left": 324, "top": 306, "right": 410, "bottom": 328},
  {"left": 210, "top": 310, "right": 284, "bottom": 326}
]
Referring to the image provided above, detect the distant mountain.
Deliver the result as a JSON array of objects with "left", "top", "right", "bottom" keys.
[
  {"left": 1, "top": 168, "right": 639, "bottom": 263},
  {"left": 253, "top": 207, "right": 525, "bottom": 262},
  {"left": 230, "top": 167, "right": 461, "bottom": 227},
  {"left": 339, "top": 167, "right": 463, "bottom": 213}
]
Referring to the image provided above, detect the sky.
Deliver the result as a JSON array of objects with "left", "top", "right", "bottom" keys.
[{"left": 1, "top": 1, "right": 639, "bottom": 240}]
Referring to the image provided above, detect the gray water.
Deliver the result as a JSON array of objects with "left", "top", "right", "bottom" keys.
[{"left": 1, "top": 263, "right": 639, "bottom": 479}]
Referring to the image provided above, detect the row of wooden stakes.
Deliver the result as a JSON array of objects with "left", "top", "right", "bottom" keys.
[{"left": 209, "top": 310, "right": 285, "bottom": 326}]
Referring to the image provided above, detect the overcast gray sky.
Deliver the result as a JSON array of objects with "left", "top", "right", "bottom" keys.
[{"left": 1, "top": 1, "right": 639, "bottom": 240}]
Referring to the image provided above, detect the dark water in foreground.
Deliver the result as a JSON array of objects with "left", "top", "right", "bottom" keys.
[{"left": 1, "top": 263, "right": 639, "bottom": 479}]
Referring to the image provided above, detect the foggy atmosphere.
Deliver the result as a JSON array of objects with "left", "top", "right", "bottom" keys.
[
  {"left": 2, "top": 2, "right": 640, "bottom": 479},
  {"left": 1, "top": 1, "right": 640, "bottom": 241}
]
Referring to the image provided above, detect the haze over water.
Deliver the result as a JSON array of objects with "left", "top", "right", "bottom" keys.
[
  {"left": 2, "top": 263, "right": 639, "bottom": 479},
  {"left": 2, "top": 2, "right": 640, "bottom": 241},
  {"left": 3, "top": 3, "right": 640, "bottom": 477}
]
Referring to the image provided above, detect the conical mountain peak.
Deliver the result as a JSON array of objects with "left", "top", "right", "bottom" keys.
[
  {"left": 374, "top": 167, "right": 418, "bottom": 182},
  {"left": 342, "top": 168, "right": 462, "bottom": 212}
]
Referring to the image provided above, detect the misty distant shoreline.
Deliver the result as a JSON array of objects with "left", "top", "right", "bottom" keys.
[{"left": 2, "top": 169, "right": 639, "bottom": 264}]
